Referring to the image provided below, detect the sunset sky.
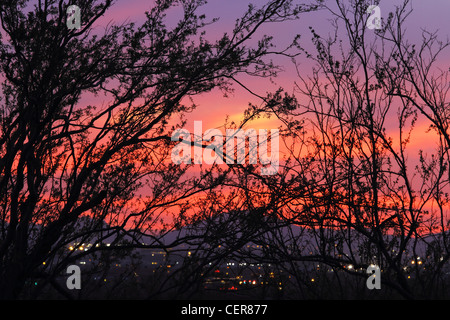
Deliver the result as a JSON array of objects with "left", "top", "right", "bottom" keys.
[
  {"left": 3, "top": 0, "right": 450, "bottom": 301},
  {"left": 87, "top": 0, "right": 450, "bottom": 145},
  {"left": 95, "top": 0, "right": 449, "bottom": 223}
]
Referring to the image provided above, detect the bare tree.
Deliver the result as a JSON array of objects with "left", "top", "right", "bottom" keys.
[{"left": 225, "top": 0, "right": 450, "bottom": 299}]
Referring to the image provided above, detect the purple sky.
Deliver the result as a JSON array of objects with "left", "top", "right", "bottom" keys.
[{"left": 97, "top": 0, "right": 450, "bottom": 127}]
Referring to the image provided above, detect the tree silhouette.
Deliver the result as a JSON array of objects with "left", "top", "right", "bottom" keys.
[
  {"left": 0, "top": 0, "right": 318, "bottom": 299},
  {"left": 2, "top": 0, "right": 448, "bottom": 301},
  {"left": 225, "top": 0, "right": 450, "bottom": 299}
]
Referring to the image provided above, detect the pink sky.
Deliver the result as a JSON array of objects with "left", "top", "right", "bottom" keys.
[
  {"left": 83, "top": 0, "right": 450, "bottom": 177},
  {"left": 72, "top": 0, "right": 448, "bottom": 172},
  {"left": 95, "top": 0, "right": 449, "bottom": 129}
]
